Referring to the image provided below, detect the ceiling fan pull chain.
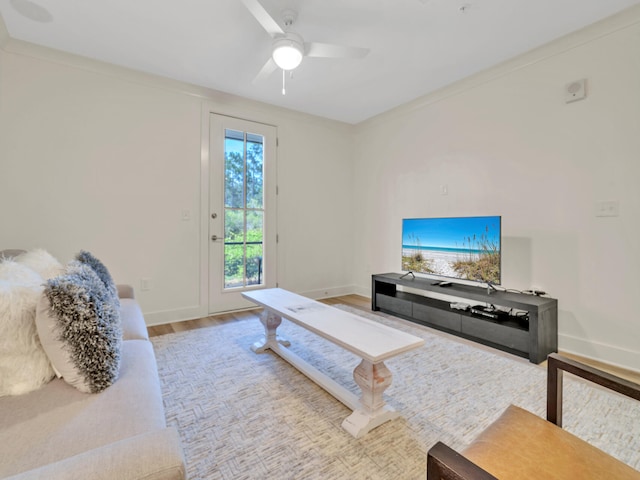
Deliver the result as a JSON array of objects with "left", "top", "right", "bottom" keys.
[{"left": 282, "top": 69, "right": 286, "bottom": 95}]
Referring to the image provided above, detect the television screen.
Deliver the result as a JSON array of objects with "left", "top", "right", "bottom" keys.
[{"left": 401, "top": 216, "right": 501, "bottom": 284}]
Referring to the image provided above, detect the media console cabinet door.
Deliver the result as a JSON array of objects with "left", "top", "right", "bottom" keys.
[
  {"left": 413, "top": 304, "right": 462, "bottom": 332},
  {"left": 375, "top": 294, "right": 412, "bottom": 317},
  {"left": 460, "top": 317, "right": 529, "bottom": 353}
]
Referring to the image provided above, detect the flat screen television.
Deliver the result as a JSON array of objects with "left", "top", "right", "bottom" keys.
[{"left": 401, "top": 215, "right": 501, "bottom": 284}]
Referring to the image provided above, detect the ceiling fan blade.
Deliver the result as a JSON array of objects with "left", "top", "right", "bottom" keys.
[
  {"left": 240, "top": 0, "right": 284, "bottom": 37},
  {"left": 252, "top": 57, "right": 278, "bottom": 84},
  {"left": 305, "top": 42, "right": 370, "bottom": 59}
]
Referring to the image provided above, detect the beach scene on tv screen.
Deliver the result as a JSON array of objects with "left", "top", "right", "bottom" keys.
[{"left": 402, "top": 216, "right": 501, "bottom": 284}]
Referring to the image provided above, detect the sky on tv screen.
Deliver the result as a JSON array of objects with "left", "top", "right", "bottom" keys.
[{"left": 402, "top": 216, "right": 500, "bottom": 252}]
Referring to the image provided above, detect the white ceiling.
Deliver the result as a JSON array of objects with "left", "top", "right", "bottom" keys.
[{"left": 1, "top": 0, "right": 639, "bottom": 124}]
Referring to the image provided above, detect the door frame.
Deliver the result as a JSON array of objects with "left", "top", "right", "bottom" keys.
[{"left": 199, "top": 104, "right": 278, "bottom": 316}]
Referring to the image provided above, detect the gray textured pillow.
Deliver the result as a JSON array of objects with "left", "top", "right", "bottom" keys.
[
  {"left": 36, "top": 261, "right": 122, "bottom": 393},
  {"left": 75, "top": 250, "right": 120, "bottom": 308}
]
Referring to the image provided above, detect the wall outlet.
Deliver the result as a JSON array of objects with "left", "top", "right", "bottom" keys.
[{"left": 140, "top": 278, "right": 153, "bottom": 291}]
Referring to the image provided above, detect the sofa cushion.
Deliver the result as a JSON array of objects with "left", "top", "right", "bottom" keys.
[
  {"left": 0, "top": 261, "right": 55, "bottom": 397},
  {"left": 36, "top": 261, "right": 122, "bottom": 393},
  {"left": 5, "top": 428, "right": 186, "bottom": 480},
  {"left": 75, "top": 250, "right": 120, "bottom": 308},
  {"left": 0, "top": 340, "right": 167, "bottom": 478}
]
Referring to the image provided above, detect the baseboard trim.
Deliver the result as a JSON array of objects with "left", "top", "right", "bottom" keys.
[
  {"left": 559, "top": 333, "right": 640, "bottom": 375},
  {"left": 141, "top": 291, "right": 640, "bottom": 375},
  {"left": 144, "top": 305, "right": 207, "bottom": 327},
  {"left": 142, "top": 286, "right": 361, "bottom": 326},
  {"left": 352, "top": 285, "right": 372, "bottom": 298},
  {"left": 301, "top": 285, "right": 358, "bottom": 300}
]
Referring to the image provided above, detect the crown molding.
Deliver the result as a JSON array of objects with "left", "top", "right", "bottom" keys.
[
  {"left": 0, "top": 20, "right": 351, "bottom": 131},
  {"left": 357, "top": 4, "right": 640, "bottom": 129},
  {"left": 0, "top": 12, "right": 9, "bottom": 49},
  {"left": 2, "top": 34, "right": 216, "bottom": 100}
]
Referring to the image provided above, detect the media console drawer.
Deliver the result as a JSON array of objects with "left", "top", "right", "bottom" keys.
[
  {"left": 413, "top": 304, "right": 461, "bottom": 332},
  {"left": 461, "top": 317, "right": 529, "bottom": 353},
  {"left": 376, "top": 294, "right": 412, "bottom": 317}
]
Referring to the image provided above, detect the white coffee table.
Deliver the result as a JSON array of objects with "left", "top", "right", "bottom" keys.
[{"left": 242, "top": 288, "right": 425, "bottom": 438}]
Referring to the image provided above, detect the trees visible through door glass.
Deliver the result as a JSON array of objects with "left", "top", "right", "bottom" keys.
[{"left": 224, "top": 129, "right": 265, "bottom": 288}]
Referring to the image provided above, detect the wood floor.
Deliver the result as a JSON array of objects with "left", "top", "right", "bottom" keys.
[{"left": 147, "top": 294, "right": 640, "bottom": 384}]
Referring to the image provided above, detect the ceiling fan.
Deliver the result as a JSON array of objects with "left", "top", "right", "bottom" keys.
[{"left": 240, "top": 0, "right": 370, "bottom": 93}]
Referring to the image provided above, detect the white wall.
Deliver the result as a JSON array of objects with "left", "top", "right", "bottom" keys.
[
  {"left": 0, "top": 34, "right": 355, "bottom": 324},
  {"left": 3, "top": 8, "right": 640, "bottom": 372},
  {"left": 352, "top": 8, "right": 640, "bottom": 372}
]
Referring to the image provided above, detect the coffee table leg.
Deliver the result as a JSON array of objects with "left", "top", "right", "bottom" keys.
[
  {"left": 342, "top": 359, "right": 399, "bottom": 438},
  {"left": 354, "top": 359, "right": 392, "bottom": 412},
  {"left": 252, "top": 309, "right": 291, "bottom": 353}
]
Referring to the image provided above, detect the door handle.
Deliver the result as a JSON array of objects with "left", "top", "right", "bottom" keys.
[{"left": 211, "top": 235, "right": 221, "bottom": 241}]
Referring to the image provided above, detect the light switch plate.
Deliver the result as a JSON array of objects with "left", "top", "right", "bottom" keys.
[{"left": 595, "top": 200, "right": 619, "bottom": 217}]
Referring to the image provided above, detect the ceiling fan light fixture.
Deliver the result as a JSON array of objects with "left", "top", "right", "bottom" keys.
[{"left": 272, "top": 35, "right": 303, "bottom": 71}]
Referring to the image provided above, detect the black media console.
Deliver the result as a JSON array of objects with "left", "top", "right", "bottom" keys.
[{"left": 372, "top": 273, "right": 558, "bottom": 364}]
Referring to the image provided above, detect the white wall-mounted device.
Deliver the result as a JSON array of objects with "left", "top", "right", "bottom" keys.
[{"left": 565, "top": 79, "right": 587, "bottom": 104}]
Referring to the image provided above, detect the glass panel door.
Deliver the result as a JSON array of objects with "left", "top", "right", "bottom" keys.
[{"left": 209, "top": 115, "right": 276, "bottom": 313}]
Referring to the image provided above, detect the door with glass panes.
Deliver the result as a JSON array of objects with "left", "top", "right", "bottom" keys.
[{"left": 209, "top": 114, "right": 277, "bottom": 313}]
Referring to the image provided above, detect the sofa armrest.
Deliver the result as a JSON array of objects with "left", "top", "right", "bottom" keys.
[
  {"left": 6, "top": 428, "right": 185, "bottom": 480},
  {"left": 0, "top": 249, "right": 27, "bottom": 259},
  {"left": 117, "top": 284, "right": 135, "bottom": 299}
]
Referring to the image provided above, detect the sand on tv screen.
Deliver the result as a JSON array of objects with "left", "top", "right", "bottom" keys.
[{"left": 401, "top": 215, "right": 501, "bottom": 284}]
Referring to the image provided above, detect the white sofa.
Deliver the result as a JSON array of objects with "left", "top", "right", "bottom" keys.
[{"left": 0, "top": 251, "right": 185, "bottom": 480}]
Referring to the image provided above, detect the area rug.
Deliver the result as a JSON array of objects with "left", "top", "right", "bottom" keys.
[{"left": 151, "top": 305, "right": 640, "bottom": 480}]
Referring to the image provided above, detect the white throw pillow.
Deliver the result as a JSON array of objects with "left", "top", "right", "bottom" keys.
[
  {"left": 0, "top": 261, "right": 55, "bottom": 397},
  {"left": 14, "top": 249, "right": 64, "bottom": 280}
]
